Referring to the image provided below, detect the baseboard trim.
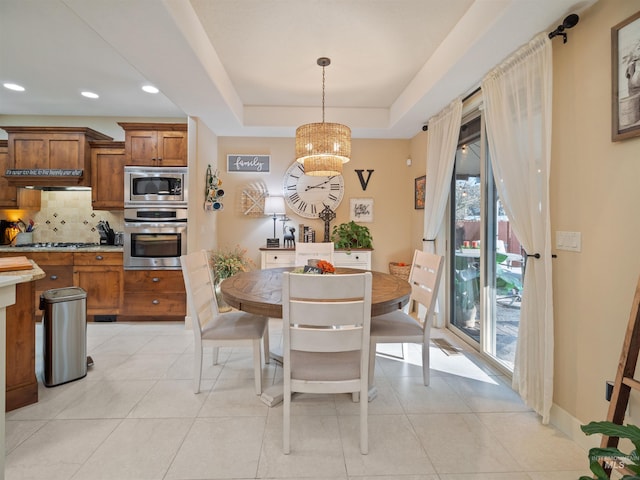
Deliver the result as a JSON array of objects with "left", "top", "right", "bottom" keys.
[{"left": 549, "top": 402, "right": 599, "bottom": 452}]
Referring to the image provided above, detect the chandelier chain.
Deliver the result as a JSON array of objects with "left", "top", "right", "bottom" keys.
[{"left": 321, "top": 64, "right": 325, "bottom": 123}]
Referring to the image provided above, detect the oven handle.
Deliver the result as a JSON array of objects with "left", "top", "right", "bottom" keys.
[{"left": 124, "top": 220, "right": 188, "bottom": 226}]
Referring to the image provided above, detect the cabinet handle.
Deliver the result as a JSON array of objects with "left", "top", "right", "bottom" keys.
[
  {"left": 152, "top": 277, "right": 160, "bottom": 282},
  {"left": 355, "top": 256, "right": 360, "bottom": 260},
  {"left": 95, "top": 255, "right": 103, "bottom": 261},
  {"left": 50, "top": 275, "right": 58, "bottom": 281},
  {"left": 274, "top": 256, "right": 278, "bottom": 260},
  {"left": 157, "top": 157, "right": 162, "bottom": 162},
  {"left": 152, "top": 299, "right": 159, "bottom": 305}
]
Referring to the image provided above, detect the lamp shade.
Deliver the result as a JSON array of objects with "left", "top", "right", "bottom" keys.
[
  {"left": 295, "top": 122, "right": 351, "bottom": 176},
  {"left": 264, "top": 196, "right": 286, "bottom": 215}
]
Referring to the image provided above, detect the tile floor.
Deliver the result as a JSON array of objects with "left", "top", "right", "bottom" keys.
[{"left": 5, "top": 320, "right": 591, "bottom": 480}]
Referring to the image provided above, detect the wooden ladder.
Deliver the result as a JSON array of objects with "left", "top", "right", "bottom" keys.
[{"left": 600, "top": 274, "right": 640, "bottom": 477}]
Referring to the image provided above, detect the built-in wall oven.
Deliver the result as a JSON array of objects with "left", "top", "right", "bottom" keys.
[
  {"left": 124, "top": 208, "right": 187, "bottom": 270},
  {"left": 123, "top": 165, "right": 189, "bottom": 270}
]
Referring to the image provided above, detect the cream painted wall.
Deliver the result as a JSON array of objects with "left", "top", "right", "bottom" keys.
[
  {"left": 188, "top": 118, "right": 218, "bottom": 253},
  {"left": 215, "top": 137, "right": 414, "bottom": 271},
  {"left": 409, "top": 131, "right": 429, "bottom": 252},
  {"left": 550, "top": 0, "right": 640, "bottom": 428}
]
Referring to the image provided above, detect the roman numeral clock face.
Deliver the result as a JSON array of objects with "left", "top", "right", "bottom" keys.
[{"left": 282, "top": 162, "right": 344, "bottom": 218}]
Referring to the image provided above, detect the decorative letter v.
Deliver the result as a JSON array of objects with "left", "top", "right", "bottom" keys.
[{"left": 355, "top": 169, "right": 374, "bottom": 191}]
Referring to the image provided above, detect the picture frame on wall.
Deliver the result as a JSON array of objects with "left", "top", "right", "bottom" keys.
[
  {"left": 414, "top": 175, "right": 426, "bottom": 210},
  {"left": 612, "top": 10, "right": 640, "bottom": 141},
  {"left": 350, "top": 198, "right": 374, "bottom": 223}
]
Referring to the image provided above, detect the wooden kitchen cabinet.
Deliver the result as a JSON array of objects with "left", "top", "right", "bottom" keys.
[
  {"left": 122, "top": 269, "right": 186, "bottom": 319},
  {"left": 90, "top": 140, "right": 126, "bottom": 210},
  {"left": 0, "top": 251, "right": 124, "bottom": 320},
  {"left": 27, "top": 252, "right": 74, "bottom": 319},
  {"left": 0, "top": 140, "right": 41, "bottom": 209},
  {"left": 73, "top": 252, "right": 123, "bottom": 317},
  {"left": 1, "top": 127, "right": 113, "bottom": 187},
  {"left": 118, "top": 122, "right": 188, "bottom": 166}
]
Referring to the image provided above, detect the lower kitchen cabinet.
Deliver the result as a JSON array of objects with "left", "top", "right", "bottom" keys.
[
  {"left": 73, "top": 252, "right": 123, "bottom": 316},
  {"left": 0, "top": 251, "right": 123, "bottom": 320},
  {"left": 122, "top": 270, "right": 186, "bottom": 319},
  {"left": 28, "top": 252, "right": 74, "bottom": 319}
]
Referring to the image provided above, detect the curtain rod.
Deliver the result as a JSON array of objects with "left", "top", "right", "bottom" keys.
[{"left": 421, "top": 86, "right": 481, "bottom": 132}]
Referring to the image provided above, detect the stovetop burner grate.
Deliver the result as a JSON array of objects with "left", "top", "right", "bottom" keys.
[{"left": 14, "top": 242, "right": 100, "bottom": 249}]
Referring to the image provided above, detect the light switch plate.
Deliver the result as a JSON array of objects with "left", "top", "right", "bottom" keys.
[{"left": 556, "top": 231, "right": 581, "bottom": 252}]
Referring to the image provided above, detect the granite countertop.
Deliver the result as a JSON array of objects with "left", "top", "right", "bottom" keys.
[
  {"left": 0, "top": 260, "right": 46, "bottom": 287},
  {"left": 0, "top": 245, "right": 123, "bottom": 253}
]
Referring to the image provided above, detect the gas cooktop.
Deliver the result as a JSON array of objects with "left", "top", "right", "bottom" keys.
[{"left": 13, "top": 242, "right": 100, "bottom": 249}]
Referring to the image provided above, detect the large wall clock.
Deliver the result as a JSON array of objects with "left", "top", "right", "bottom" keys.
[{"left": 282, "top": 162, "right": 344, "bottom": 218}]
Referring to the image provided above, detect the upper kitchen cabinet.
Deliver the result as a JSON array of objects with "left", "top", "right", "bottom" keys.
[
  {"left": 0, "top": 126, "right": 113, "bottom": 187},
  {"left": 90, "top": 140, "right": 126, "bottom": 210},
  {"left": 118, "top": 123, "right": 188, "bottom": 167},
  {"left": 0, "top": 140, "right": 41, "bottom": 209}
]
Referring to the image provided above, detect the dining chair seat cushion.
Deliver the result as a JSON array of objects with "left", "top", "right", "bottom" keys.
[
  {"left": 290, "top": 350, "right": 360, "bottom": 381},
  {"left": 371, "top": 311, "right": 423, "bottom": 337},
  {"left": 202, "top": 312, "right": 268, "bottom": 341}
]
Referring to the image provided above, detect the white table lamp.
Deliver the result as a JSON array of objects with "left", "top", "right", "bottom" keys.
[{"left": 264, "top": 196, "right": 286, "bottom": 248}]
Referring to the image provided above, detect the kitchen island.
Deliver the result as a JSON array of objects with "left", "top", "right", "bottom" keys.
[
  {"left": 0, "top": 259, "right": 45, "bottom": 475},
  {"left": 0, "top": 259, "right": 45, "bottom": 413}
]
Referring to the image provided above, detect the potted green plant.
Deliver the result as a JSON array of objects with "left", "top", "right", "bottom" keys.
[
  {"left": 579, "top": 421, "right": 640, "bottom": 479},
  {"left": 331, "top": 221, "right": 373, "bottom": 250}
]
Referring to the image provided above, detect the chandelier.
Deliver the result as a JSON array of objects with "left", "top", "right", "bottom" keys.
[{"left": 295, "top": 57, "right": 351, "bottom": 176}]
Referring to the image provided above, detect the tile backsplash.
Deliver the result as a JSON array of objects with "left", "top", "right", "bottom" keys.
[{"left": 5, "top": 191, "right": 124, "bottom": 244}]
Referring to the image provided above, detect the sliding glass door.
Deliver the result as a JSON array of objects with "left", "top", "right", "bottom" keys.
[{"left": 449, "top": 113, "right": 522, "bottom": 370}]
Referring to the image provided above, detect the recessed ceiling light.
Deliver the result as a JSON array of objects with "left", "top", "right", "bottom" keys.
[
  {"left": 3, "top": 83, "right": 25, "bottom": 92},
  {"left": 142, "top": 85, "right": 159, "bottom": 94},
  {"left": 81, "top": 91, "right": 99, "bottom": 99}
]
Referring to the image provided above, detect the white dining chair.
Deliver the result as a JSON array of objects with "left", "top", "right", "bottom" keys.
[
  {"left": 282, "top": 271, "right": 372, "bottom": 455},
  {"left": 180, "top": 250, "right": 269, "bottom": 395},
  {"left": 294, "top": 242, "right": 334, "bottom": 266},
  {"left": 369, "top": 249, "right": 444, "bottom": 387}
]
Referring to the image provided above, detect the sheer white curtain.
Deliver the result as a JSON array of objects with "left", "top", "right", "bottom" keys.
[
  {"left": 481, "top": 33, "right": 554, "bottom": 423},
  {"left": 422, "top": 98, "right": 462, "bottom": 328},
  {"left": 422, "top": 97, "right": 463, "bottom": 254}
]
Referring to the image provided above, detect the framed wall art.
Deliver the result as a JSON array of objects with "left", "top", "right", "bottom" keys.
[
  {"left": 350, "top": 198, "right": 374, "bottom": 223},
  {"left": 414, "top": 175, "right": 426, "bottom": 209},
  {"left": 226, "top": 154, "right": 270, "bottom": 172},
  {"left": 612, "top": 10, "right": 640, "bottom": 141}
]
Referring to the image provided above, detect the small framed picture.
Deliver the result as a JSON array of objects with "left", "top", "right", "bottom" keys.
[
  {"left": 350, "top": 198, "right": 374, "bottom": 223},
  {"left": 612, "top": 10, "right": 640, "bottom": 141},
  {"left": 414, "top": 175, "right": 426, "bottom": 209}
]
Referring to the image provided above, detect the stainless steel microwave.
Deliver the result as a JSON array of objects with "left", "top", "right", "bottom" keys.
[{"left": 124, "top": 166, "right": 188, "bottom": 207}]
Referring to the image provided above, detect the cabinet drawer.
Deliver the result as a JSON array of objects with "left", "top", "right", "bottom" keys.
[
  {"left": 27, "top": 252, "right": 74, "bottom": 266},
  {"left": 263, "top": 252, "right": 295, "bottom": 267},
  {"left": 74, "top": 252, "right": 123, "bottom": 265},
  {"left": 36, "top": 265, "right": 74, "bottom": 290},
  {"left": 124, "top": 270, "right": 185, "bottom": 293},
  {"left": 123, "top": 293, "right": 186, "bottom": 315},
  {"left": 334, "top": 251, "right": 371, "bottom": 269}
]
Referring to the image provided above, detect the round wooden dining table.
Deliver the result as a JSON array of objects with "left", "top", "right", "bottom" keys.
[{"left": 220, "top": 267, "right": 411, "bottom": 318}]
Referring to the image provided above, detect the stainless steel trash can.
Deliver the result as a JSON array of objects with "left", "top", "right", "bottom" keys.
[{"left": 40, "top": 287, "right": 88, "bottom": 387}]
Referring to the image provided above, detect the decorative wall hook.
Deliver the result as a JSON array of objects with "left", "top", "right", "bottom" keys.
[{"left": 204, "top": 164, "right": 225, "bottom": 211}]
